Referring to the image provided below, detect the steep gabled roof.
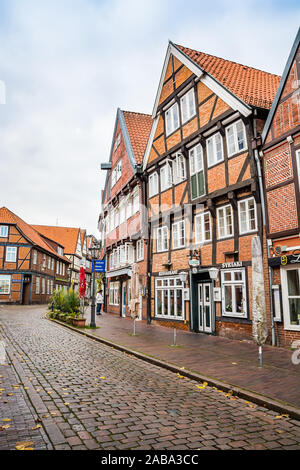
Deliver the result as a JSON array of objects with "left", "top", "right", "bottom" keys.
[
  {"left": 31, "top": 225, "right": 81, "bottom": 255},
  {"left": 101, "top": 108, "right": 152, "bottom": 206},
  {"left": 262, "top": 27, "right": 300, "bottom": 143},
  {"left": 0, "top": 207, "right": 68, "bottom": 261},
  {"left": 176, "top": 44, "right": 281, "bottom": 110}
]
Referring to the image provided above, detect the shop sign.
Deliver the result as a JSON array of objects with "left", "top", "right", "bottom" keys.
[
  {"left": 189, "top": 259, "right": 200, "bottom": 267},
  {"left": 158, "top": 270, "right": 178, "bottom": 276},
  {"left": 269, "top": 251, "right": 300, "bottom": 267},
  {"left": 221, "top": 262, "right": 243, "bottom": 269}
]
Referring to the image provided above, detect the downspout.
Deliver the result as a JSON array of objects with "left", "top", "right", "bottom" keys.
[{"left": 253, "top": 111, "right": 276, "bottom": 346}]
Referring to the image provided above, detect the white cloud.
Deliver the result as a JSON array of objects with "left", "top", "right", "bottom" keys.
[{"left": 0, "top": 0, "right": 298, "bottom": 233}]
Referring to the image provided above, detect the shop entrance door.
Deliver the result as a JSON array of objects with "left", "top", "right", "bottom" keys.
[{"left": 198, "top": 283, "right": 212, "bottom": 333}]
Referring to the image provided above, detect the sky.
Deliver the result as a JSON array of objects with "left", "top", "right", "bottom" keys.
[{"left": 0, "top": 0, "right": 299, "bottom": 235}]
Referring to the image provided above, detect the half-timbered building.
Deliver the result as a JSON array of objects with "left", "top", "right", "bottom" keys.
[
  {"left": 98, "top": 109, "right": 152, "bottom": 320},
  {"left": 143, "top": 42, "right": 281, "bottom": 340},
  {"left": 260, "top": 28, "right": 300, "bottom": 347},
  {"left": 0, "top": 207, "right": 70, "bottom": 304}
]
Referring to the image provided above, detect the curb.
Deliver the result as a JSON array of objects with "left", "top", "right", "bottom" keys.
[{"left": 47, "top": 315, "right": 300, "bottom": 422}]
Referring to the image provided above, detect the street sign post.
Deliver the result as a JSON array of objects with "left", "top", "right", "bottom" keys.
[{"left": 92, "top": 260, "right": 106, "bottom": 273}]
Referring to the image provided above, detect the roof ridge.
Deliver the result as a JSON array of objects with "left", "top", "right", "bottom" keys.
[
  {"left": 175, "top": 43, "right": 281, "bottom": 78},
  {"left": 122, "top": 109, "right": 152, "bottom": 117},
  {"left": 32, "top": 224, "right": 80, "bottom": 231}
]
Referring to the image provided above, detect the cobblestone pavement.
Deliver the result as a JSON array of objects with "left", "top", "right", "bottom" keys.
[{"left": 0, "top": 305, "right": 300, "bottom": 450}]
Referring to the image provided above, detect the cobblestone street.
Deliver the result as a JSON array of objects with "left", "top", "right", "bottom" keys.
[{"left": 0, "top": 305, "right": 300, "bottom": 451}]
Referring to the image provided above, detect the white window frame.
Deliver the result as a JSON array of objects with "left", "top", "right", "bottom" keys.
[
  {"left": 119, "top": 199, "right": 126, "bottom": 224},
  {"left": 48, "top": 257, "right": 51, "bottom": 269},
  {"left": 238, "top": 197, "right": 257, "bottom": 235},
  {"left": 172, "top": 220, "right": 185, "bottom": 249},
  {"left": 0, "top": 226, "right": 8, "bottom": 238},
  {"left": 172, "top": 153, "right": 186, "bottom": 184},
  {"left": 221, "top": 269, "right": 247, "bottom": 318},
  {"left": 33, "top": 250, "right": 38, "bottom": 265},
  {"left": 42, "top": 278, "right": 45, "bottom": 295},
  {"left": 217, "top": 205, "right": 233, "bottom": 239},
  {"left": 6, "top": 247, "right": 17, "bottom": 262},
  {"left": 156, "top": 226, "right": 169, "bottom": 252},
  {"left": 149, "top": 172, "right": 158, "bottom": 197},
  {"left": 189, "top": 144, "right": 205, "bottom": 200},
  {"left": 206, "top": 132, "right": 224, "bottom": 167},
  {"left": 136, "top": 240, "right": 144, "bottom": 262},
  {"left": 165, "top": 102, "right": 179, "bottom": 136},
  {"left": 281, "top": 265, "right": 300, "bottom": 331},
  {"left": 155, "top": 277, "right": 185, "bottom": 320},
  {"left": 160, "top": 162, "right": 172, "bottom": 192},
  {"left": 0, "top": 275, "right": 11, "bottom": 295},
  {"left": 226, "top": 119, "right": 247, "bottom": 157},
  {"left": 195, "top": 212, "right": 212, "bottom": 244},
  {"left": 109, "top": 281, "right": 120, "bottom": 306},
  {"left": 180, "top": 88, "right": 196, "bottom": 124},
  {"left": 126, "top": 195, "right": 133, "bottom": 219},
  {"left": 296, "top": 149, "right": 300, "bottom": 189}
]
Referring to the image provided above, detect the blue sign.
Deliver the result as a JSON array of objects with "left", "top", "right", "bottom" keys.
[{"left": 92, "top": 260, "right": 105, "bottom": 273}]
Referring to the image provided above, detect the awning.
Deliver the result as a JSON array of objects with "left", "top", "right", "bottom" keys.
[{"left": 106, "top": 268, "right": 132, "bottom": 279}]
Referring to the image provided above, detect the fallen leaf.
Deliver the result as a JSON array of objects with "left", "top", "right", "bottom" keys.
[
  {"left": 15, "top": 441, "right": 34, "bottom": 451},
  {"left": 7, "top": 393, "right": 13, "bottom": 397},
  {"left": 99, "top": 377, "right": 106, "bottom": 380},
  {"left": 232, "top": 362, "right": 237, "bottom": 365},
  {"left": 64, "top": 403, "right": 70, "bottom": 406},
  {"left": 31, "top": 425, "right": 41, "bottom": 430},
  {"left": 2, "top": 419, "right": 11, "bottom": 422}
]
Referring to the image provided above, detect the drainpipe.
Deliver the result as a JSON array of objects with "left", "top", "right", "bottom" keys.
[{"left": 253, "top": 111, "right": 276, "bottom": 346}]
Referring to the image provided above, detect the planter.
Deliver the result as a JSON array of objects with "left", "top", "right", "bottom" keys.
[{"left": 72, "top": 318, "right": 86, "bottom": 328}]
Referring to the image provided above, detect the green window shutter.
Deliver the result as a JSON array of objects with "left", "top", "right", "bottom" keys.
[
  {"left": 191, "top": 174, "right": 198, "bottom": 199},
  {"left": 197, "top": 171, "right": 205, "bottom": 196}
]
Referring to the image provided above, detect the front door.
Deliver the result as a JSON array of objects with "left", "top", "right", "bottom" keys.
[
  {"left": 198, "top": 283, "right": 212, "bottom": 333},
  {"left": 122, "top": 283, "right": 127, "bottom": 317}
]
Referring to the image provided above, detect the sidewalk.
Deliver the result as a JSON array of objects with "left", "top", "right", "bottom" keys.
[{"left": 84, "top": 311, "right": 300, "bottom": 411}]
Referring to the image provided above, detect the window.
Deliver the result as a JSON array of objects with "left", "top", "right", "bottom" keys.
[
  {"left": 126, "top": 195, "right": 132, "bottom": 219},
  {"left": 165, "top": 103, "right": 179, "bottom": 136},
  {"left": 42, "top": 254, "right": 46, "bottom": 269},
  {"left": 6, "top": 247, "right": 17, "bottom": 262},
  {"left": 109, "top": 281, "right": 120, "bottom": 305},
  {"left": 51, "top": 259, "right": 54, "bottom": 271},
  {"left": 172, "top": 153, "right": 186, "bottom": 184},
  {"left": 226, "top": 120, "right": 247, "bottom": 157},
  {"left": 172, "top": 220, "right": 185, "bottom": 249},
  {"left": 111, "top": 160, "right": 122, "bottom": 187},
  {"left": 0, "top": 226, "right": 8, "bottom": 238},
  {"left": 47, "top": 279, "right": 50, "bottom": 295},
  {"left": 50, "top": 280, "right": 54, "bottom": 295},
  {"left": 114, "top": 207, "right": 119, "bottom": 228},
  {"left": 56, "top": 262, "right": 59, "bottom": 274},
  {"left": 33, "top": 250, "right": 38, "bottom": 265},
  {"left": 281, "top": 267, "right": 300, "bottom": 330},
  {"left": 42, "top": 278, "right": 45, "bottom": 294},
  {"left": 206, "top": 133, "right": 224, "bottom": 167},
  {"left": 127, "top": 244, "right": 134, "bottom": 264},
  {"left": 48, "top": 257, "right": 51, "bottom": 269},
  {"left": 132, "top": 189, "right": 139, "bottom": 214},
  {"left": 180, "top": 89, "right": 196, "bottom": 124},
  {"left": 149, "top": 172, "right": 158, "bottom": 197},
  {"left": 189, "top": 144, "right": 205, "bottom": 199},
  {"left": 238, "top": 197, "right": 257, "bottom": 234},
  {"left": 157, "top": 226, "right": 169, "bottom": 252},
  {"left": 0, "top": 275, "right": 10, "bottom": 295},
  {"left": 160, "top": 162, "right": 172, "bottom": 191},
  {"left": 195, "top": 212, "right": 211, "bottom": 244},
  {"left": 36, "top": 277, "right": 40, "bottom": 295},
  {"left": 217, "top": 205, "right": 233, "bottom": 239},
  {"left": 119, "top": 199, "right": 126, "bottom": 224},
  {"left": 136, "top": 240, "right": 144, "bottom": 261},
  {"left": 221, "top": 269, "right": 247, "bottom": 318},
  {"left": 114, "top": 133, "right": 121, "bottom": 151},
  {"left": 57, "top": 246, "right": 64, "bottom": 256},
  {"left": 120, "top": 245, "right": 126, "bottom": 266},
  {"left": 155, "top": 277, "right": 184, "bottom": 320},
  {"left": 296, "top": 150, "right": 300, "bottom": 188}
]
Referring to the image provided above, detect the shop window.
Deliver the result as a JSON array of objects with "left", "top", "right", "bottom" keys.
[
  {"left": 155, "top": 277, "right": 184, "bottom": 320},
  {"left": 0, "top": 275, "right": 10, "bottom": 294},
  {"left": 221, "top": 269, "right": 247, "bottom": 318}
]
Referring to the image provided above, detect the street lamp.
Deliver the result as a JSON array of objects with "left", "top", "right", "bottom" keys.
[
  {"left": 88, "top": 240, "right": 101, "bottom": 328},
  {"left": 208, "top": 267, "right": 219, "bottom": 280}
]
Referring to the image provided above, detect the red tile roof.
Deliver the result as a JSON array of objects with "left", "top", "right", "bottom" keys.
[
  {"left": 123, "top": 111, "right": 152, "bottom": 164},
  {"left": 176, "top": 44, "right": 281, "bottom": 109},
  {"left": 31, "top": 225, "right": 80, "bottom": 255},
  {"left": 0, "top": 207, "right": 68, "bottom": 261}
]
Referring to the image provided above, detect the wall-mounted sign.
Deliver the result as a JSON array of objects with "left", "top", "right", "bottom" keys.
[
  {"left": 158, "top": 270, "right": 178, "bottom": 276},
  {"left": 213, "top": 287, "right": 221, "bottom": 302},
  {"left": 183, "top": 288, "right": 190, "bottom": 301},
  {"left": 222, "top": 262, "right": 243, "bottom": 269},
  {"left": 189, "top": 259, "right": 200, "bottom": 267},
  {"left": 269, "top": 252, "right": 300, "bottom": 267}
]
